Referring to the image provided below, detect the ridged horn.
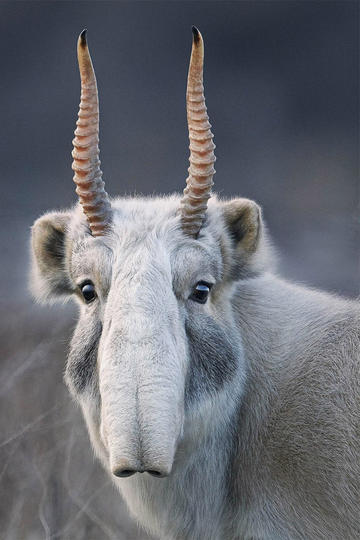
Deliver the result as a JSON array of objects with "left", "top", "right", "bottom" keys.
[
  {"left": 180, "top": 27, "right": 216, "bottom": 237},
  {"left": 72, "top": 30, "right": 112, "bottom": 236}
]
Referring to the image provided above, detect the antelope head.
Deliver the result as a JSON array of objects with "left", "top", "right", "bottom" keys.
[{"left": 30, "top": 28, "right": 268, "bottom": 479}]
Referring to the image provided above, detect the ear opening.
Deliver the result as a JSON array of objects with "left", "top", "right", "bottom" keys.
[
  {"left": 222, "top": 198, "right": 272, "bottom": 280},
  {"left": 223, "top": 198, "right": 261, "bottom": 253},
  {"left": 30, "top": 211, "right": 74, "bottom": 303}
]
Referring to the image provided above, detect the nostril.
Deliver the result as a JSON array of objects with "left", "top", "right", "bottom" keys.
[
  {"left": 113, "top": 468, "right": 137, "bottom": 478},
  {"left": 147, "top": 469, "right": 167, "bottom": 478}
]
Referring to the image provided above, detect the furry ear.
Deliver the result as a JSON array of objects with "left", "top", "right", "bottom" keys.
[
  {"left": 223, "top": 198, "right": 261, "bottom": 252},
  {"left": 30, "top": 211, "right": 74, "bottom": 302},
  {"left": 222, "top": 198, "right": 268, "bottom": 279}
]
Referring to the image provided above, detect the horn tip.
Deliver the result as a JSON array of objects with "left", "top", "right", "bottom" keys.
[
  {"left": 79, "top": 29, "right": 88, "bottom": 48},
  {"left": 192, "top": 26, "right": 201, "bottom": 44}
]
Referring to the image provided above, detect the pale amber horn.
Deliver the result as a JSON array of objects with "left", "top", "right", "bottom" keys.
[
  {"left": 72, "top": 30, "right": 112, "bottom": 236},
  {"left": 180, "top": 27, "right": 216, "bottom": 237}
]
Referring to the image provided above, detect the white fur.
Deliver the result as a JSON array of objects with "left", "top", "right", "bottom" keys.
[{"left": 31, "top": 196, "right": 360, "bottom": 539}]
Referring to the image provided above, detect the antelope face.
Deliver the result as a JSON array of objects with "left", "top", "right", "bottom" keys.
[
  {"left": 31, "top": 195, "right": 264, "bottom": 478},
  {"left": 30, "top": 29, "right": 267, "bottom": 479}
]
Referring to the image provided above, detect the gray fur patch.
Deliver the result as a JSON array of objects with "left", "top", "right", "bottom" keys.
[
  {"left": 65, "top": 318, "right": 102, "bottom": 394},
  {"left": 185, "top": 313, "right": 238, "bottom": 404}
]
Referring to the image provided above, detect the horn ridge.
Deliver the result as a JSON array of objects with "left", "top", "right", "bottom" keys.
[
  {"left": 180, "top": 27, "right": 216, "bottom": 237},
  {"left": 72, "top": 30, "right": 112, "bottom": 237}
]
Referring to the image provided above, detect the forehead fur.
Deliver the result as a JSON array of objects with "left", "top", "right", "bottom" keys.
[
  {"left": 68, "top": 194, "right": 224, "bottom": 238},
  {"left": 67, "top": 194, "right": 227, "bottom": 289}
]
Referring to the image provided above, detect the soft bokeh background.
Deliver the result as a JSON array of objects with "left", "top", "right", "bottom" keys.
[{"left": 0, "top": 1, "right": 358, "bottom": 539}]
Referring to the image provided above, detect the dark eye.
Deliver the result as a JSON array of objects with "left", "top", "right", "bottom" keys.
[
  {"left": 80, "top": 281, "right": 96, "bottom": 303},
  {"left": 189, "top": 282, "right": 212, "bottom": 304}
]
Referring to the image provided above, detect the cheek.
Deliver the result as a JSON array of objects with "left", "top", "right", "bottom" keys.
[
  {"left": 65, "top": 317, "right": 102, "bottom": 396},
  {"left": 184, "top": 314, "right": 239, "bottom": 404},
  {"left": 79, "top": 394, "right": 108, "bottom": 465},
  {"left": 65, "top": 317, "right": 109, "bottom": 464}
]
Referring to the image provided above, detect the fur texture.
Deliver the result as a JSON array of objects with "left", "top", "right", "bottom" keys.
[{"left": 30, "top": 195, "right": 360, "bottom": 539}]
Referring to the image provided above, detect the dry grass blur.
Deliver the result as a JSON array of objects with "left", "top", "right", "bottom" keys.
[{"left": 0, "top": 304, "right": 152, "bottom": 539}]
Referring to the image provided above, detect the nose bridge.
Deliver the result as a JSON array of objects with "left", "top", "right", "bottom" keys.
[
  {"left": 99, "top": 325, "right": 139, "bottom": 472},
  {"left": 98, "top": 265, "right": 185, "bottom": 477},
  {"left": 102, "top": 246, "right": 181, "bottom": 357}
]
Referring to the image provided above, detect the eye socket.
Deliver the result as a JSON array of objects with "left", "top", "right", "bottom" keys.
[
  {"left": 80, "top": 281, "right": 96, "bottom": 303},
  {"left": 189, "top": 282, "right": 212, "bottom": 304}
]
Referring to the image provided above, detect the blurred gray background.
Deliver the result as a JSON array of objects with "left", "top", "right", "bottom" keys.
[{"left": 0, "top": 1, "right": 358, "bottom": 539}]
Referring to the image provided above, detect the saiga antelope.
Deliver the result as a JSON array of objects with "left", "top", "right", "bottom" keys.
[{"left": 30, "top": 28, "right": 360, "bottom": 539}]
